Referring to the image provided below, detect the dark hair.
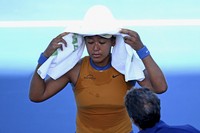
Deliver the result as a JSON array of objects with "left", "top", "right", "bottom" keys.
[{"left": 124, "top": 88, "right": 161, "bottom": 129}]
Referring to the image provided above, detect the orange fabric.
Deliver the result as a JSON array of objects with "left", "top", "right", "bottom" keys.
[{"left": 74, "top": 56, "right": 133, "bottom": 133}]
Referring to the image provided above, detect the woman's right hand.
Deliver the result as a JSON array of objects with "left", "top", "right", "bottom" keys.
[{"left": 43, "top": 32, "right": 69, "bottom": 57}]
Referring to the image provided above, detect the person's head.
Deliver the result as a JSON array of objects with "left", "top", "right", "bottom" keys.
[
  {"left": 124, "top": 88, "right": 161, "bottom": 130},
  {"left": 84, "top": 35, "right": 116, "bottom": 66}
]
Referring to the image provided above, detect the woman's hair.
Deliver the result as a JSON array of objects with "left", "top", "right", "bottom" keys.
[{"left": 124, "top": 88, "right": 161, "bottom": 129}]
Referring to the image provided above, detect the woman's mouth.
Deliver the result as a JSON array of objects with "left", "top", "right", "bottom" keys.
[{"left": 92, "top": 54, "right": 101, "bottom": 58}]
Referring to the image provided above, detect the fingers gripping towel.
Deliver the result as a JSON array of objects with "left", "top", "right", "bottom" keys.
[{"left": 37, "top": 33, "right": 85, "bottom": 79}]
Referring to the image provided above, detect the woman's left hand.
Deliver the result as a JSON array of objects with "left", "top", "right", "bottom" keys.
[{"left": 120, "top": 28, "right": 144, "bottom": 51}]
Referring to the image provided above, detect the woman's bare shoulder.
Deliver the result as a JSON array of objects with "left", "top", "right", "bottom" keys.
[{"left": 66, "top": 58, "right": 84, "bottom": 85}]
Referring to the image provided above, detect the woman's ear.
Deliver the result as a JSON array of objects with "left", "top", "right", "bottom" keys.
[{"left": 111, "top": 36, "right": 116, "bottom": 46}]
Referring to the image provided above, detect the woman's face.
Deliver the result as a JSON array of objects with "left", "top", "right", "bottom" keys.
[{"left": 84, "top": 35, "right": 115, "bottom": 66}]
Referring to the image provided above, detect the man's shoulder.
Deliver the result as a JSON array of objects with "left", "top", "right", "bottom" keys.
[
  {"left": 142, "top": 121, "right": 200, "bottom": 133},
  {"left": 169, "top": 124, "right": 200, "bottom": 133},
  {"left": 158, "top": 124, "right": 200, "bottom": 133}
]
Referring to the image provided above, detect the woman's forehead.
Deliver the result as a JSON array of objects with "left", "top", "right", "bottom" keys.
[{"left": 84, "top": 35, "right": 109, "bottom": 40}]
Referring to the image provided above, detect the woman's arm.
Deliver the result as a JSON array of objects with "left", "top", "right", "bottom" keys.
[
  {"left": 29, "top": 32, "right": 71, "bottom": 102},
  {"left": 120, "top": 28, "right": 167, "bottom": 93},
  {"left": 29, "top": 64, "right": 70, "bottom": 102}
]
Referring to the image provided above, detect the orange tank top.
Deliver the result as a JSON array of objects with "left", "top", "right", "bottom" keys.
[{"left": 74, "top": 56, "right": 133, "bottom": 133}]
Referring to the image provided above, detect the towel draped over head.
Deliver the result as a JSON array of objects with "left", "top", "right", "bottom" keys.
[{"left": 37, "top": 5, "right": 145, "bottom": 82}]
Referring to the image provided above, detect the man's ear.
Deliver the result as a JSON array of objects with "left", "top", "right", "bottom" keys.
[{"left": 131, "top": 118, "right": 141, "bottom": 130}]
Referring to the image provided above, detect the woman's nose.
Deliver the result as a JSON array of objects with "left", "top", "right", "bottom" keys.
[{"left": 93, "top": 42, "right": 100, "bottom": 50}]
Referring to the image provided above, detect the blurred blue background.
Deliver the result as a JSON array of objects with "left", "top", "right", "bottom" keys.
[{"left": 0, "top": 0, "right": 200, "bottom": 133}]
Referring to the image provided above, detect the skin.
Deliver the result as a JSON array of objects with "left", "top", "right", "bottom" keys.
[
  {"left": 29, "top": 28, "right": 167, "bottom": 102},
  {"left": 84, "top": 35, "right": 115, "bottom": 66}
]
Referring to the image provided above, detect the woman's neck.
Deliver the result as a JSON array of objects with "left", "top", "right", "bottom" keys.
[{"left": 90, "top": 55, "right": 111, "bottom": 70}]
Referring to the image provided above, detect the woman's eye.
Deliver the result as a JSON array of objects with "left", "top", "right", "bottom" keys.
[
  {"left": 99, "top": 41, "right": 106, "bottom": 45},
  {"left": 87, "top": 41, "right": 94, "bottom": 45},
  {"left": 99, "top": 39, "right": 107, "bottom": 45}
]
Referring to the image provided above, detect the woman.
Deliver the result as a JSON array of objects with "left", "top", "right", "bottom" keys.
[{"left": 29, "top": 28, "right": 167, "bottom": 133}]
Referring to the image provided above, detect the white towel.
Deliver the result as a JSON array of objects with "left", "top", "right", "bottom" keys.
[
  {"left": 111, "top": 34, "right": 145, "bottom": 82},
  {"left": 37, "top": 33, "right": 85, "bottom": 79},
  {"left": 37, "top": 32, "right": 145, "bottom": 81}
]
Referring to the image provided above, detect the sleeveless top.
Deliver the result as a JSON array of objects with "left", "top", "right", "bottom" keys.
[{"left": 74, "top": 56, "right": 133, "bottom": 133}]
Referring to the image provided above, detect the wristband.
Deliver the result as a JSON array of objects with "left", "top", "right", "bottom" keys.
[
  {"left": 38, "top": 53, "right": 48, "bottom": 65},
  {"left": 136, "top": 45, "right": 150, "bottom": 59}
]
